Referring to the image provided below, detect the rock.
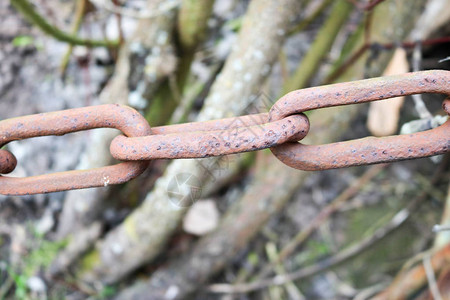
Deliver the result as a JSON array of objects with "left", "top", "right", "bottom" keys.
[
  {"left": 35, "top": 210, "right": 55, "bottom": 235},
  {"left": 27, "top": 276, "right": 46, "bottom": 294},
  {"left": 182, "top": 199, "right": 219, "bottom": 236}
]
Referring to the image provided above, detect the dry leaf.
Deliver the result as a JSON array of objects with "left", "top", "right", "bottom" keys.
[{"left": 367, "top": 48, "right": 408, "bottom": 136}]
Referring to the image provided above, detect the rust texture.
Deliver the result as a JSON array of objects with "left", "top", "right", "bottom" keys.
[
  {"left": 110, "top": 114, "right": 309, "bottom": 160},
  {"left": 270, "top": 70, "right": 450, "bottom": 170},
  {"left": 0, "top": 104, "right": 151, "bottom": 195},
  {"left": 0, "top": 70, "right": 449, "bottom": 195}
]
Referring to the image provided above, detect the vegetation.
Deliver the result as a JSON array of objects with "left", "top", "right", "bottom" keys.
[{"left": 1, "top": 0, "right": 449, "bottom": 299}]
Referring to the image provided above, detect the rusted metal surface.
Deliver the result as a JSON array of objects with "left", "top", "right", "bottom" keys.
[
  {"left": 0, "top": 149, "right": 17, "bottom": 174},
  {"left": 0, "top": 104, "right": 151, "bottom": 195},
  {"left": 270, "top": 70, "right": 450, "bottom": 170},
  {"left": 0, "top": 70, "right": 449, "bottom": 195},
  {"left": 110, "top": 114, "right": 309, "bottom": 160}
]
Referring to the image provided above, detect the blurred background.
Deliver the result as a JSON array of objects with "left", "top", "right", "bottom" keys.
[{"left": 0, "top": 0, "right": 450, "bottom": 299}]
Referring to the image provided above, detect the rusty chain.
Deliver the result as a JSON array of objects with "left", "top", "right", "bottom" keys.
[{"left": 0, "top": 70, "right": 449, "bottom": 195}]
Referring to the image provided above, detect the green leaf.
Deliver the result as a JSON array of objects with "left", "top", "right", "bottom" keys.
[
  {"left": 225, "top": 17, "right": 243, "bottom": 32},
  {"left": 247, "top": 252, "right": 259, "bottom": 266},
  {"left": 12, "top": 35, "right": 34, "bottom": 47},
  {"left": 99, "top": 285, "right": 116, "bottom": 299}
]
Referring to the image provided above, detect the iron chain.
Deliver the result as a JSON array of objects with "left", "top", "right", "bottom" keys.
[{"left": 0, "top": 70, "right": 449, "bottom": 195}]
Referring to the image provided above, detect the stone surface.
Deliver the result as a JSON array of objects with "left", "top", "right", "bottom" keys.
[{"left": 183, "top": 199, "right": 219, "bottom": 236}]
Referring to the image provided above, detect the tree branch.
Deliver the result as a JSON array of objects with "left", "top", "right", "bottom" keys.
[{"left": 11, "top": 0, "right": 118, "bottom": 47}]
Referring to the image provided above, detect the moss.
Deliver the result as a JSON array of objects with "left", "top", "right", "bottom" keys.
[
  {"left": 346, "top": 202, "right": 395, "bottom": 238},
  {"left": 334, "top": 189, "right": 438, "bottom": 288},
  {"left": 145, "top": 81, "right": 177, "bottom": 126},
  {"left": 80, "top": 249, "right": 100, "bottom": 271},
  {"left": 124, "top": 217, "right": 140, "bottom": 242},
  {"left": 343, "top": 220, "right": 420, "bottom": 288},
  {"left": 240, "top": 152, "right": 256, "bottom": 169},
  {"left": 23, "top": 237, "right": 68, "bottom": 277},
  {"left": 177, "top": 0, "right": 214, "bottom": 51}
]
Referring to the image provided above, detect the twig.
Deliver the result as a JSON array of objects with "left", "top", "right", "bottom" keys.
[
  {"left": 423, "top": 254, "right": 444, "bottom": 300},
  {"left": 282, "top": 0, "right": 354, "bottom": 92},
  {"left": 146, "top": 0, "right": 214, "bottom": 126},
  {"left": 11, "top": 0, "right": 117, "bottom": 47},
  {"left": 208, "top": 156, "right": 449, "bottom": 294},
  {"left": 168, "top": 74, "right": 181, "bottom": 104},
  {"left": 364, "top": 7, "right": 373, "bottom": 45},
  {"left": 363, "top": 0, "right": 387, "bottom": 11},
  {"left": 415, "top": 173, "right": 446, "bottom": 202},
  {"left": 386, "top": 36, "right": 450, "bottom": 49},
  {"left": 48, "top": 222, "right": 102, "bottom": 277},
  {"left": 289, "top": 0, "right": 333, "bottom": 36},
  {"left": 207, "top": 206, "right": 410, "bottom": 294},
  {"left": 325, "top": 2, "right": 373, "bottom": 83},
  {"left": 434, "top": 184, "right": 450, "bottom": 248},
  {"left": 279, "top": 50, "right": 289, "bottom": 83},
  {"left": 325, "top": 36, "right": 450, "bottom": 84},
  {"left": 89, "top": 0, "right": 179, "bottom": 19},
  {"left": 373, "top": 246, "right": 450, "bottom": 299},
  {"left": 411, "top": 42, "right": 433, "bottom": 119},
  {"left": 347, "top": 0, "right": 387, "bottom": 11},
  {"left": 254, "top": 164, "right": 386, "bottom": 280},
  {"left": 371, "top": 156, "right": 449, "bottom": 299},
  {"left": 266, "top": 243, "right": 284, "bottom": 299},
  {"left": 433, "top": 225, "right": 450, "bottom": 232},
  {"left": 0, "top": 276, "right": 14, "bottom": 299},
  {"left": 53, "top": 276, "right": 98, "bottom": 296},
  {"left": 169, "top": 63, "right": 223, "bottom": 124},
  {"left": 265, "top": 242, "right": 305, "bottom": 300},
  {"left": 111, "top": 0, "right": 124, "bottom": 44},
  {"left": 60, "top": 0, "right": 88, "bottom": 76},
  {"left": 353, "top": 282, "right": 388, "bottom": 300},
  {"left": 325, "top": 43, "right": 370, "bottom": 83}
]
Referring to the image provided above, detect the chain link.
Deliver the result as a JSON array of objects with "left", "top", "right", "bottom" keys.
[
  {"left": 270, "top": 70, "right": 450, "bottom": 170},
  {"left": 0, "top": 70, "right": 449, "bottom": 195}
]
